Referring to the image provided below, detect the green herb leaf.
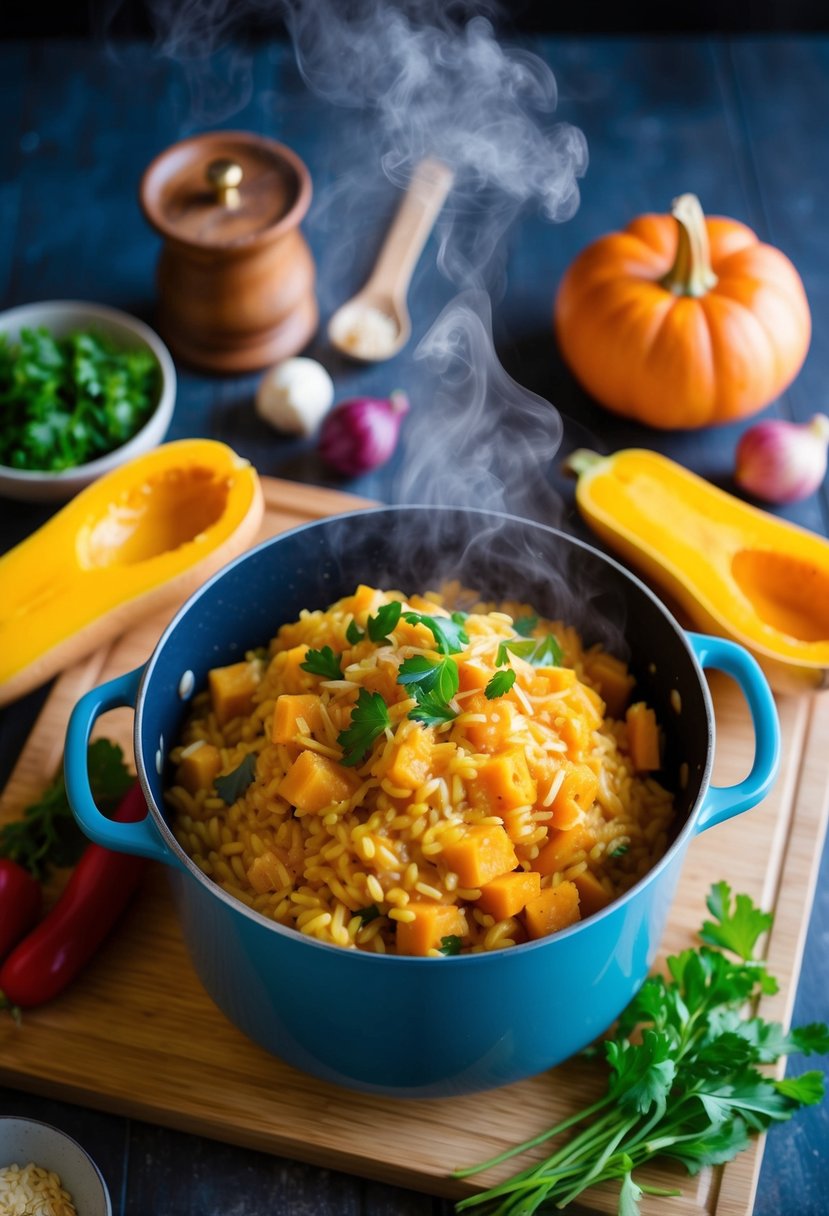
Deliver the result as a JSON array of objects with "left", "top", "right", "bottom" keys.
[
  {"left": 402, "top": 610, "right": 468, "bottom": 655},
  {"left": 438, "top": 935, "right": 462, "bottom": 956},
  {"left": 356, "top": 904, "right": 381, "bottom": 924},
  {"left": 775, "top": 1071, "right": 826, "bottom": 1106},
  {"left": 367, "top": 601, "right": 402, "bottom": 643},
  {"left": 513, "top": 614, "right": 538, "bottom": 637},
  {"left": 398, "top": 655, "right": 459, "bottom": 724},
  {"left": 0, "top": 739, "right": 132, "bottom": 879},
  {"left": 346, "top": 619, "right": 364, "bottom": 645},
  {"left": 496, "top": 634, "right": 563, "bottom": 668},
  {"left": 485, "top": 669, "right": 516, "bottom": 699},
  {"left": 300, "top": 646, "right": 343, "bottom": 680},
  {"left": 214, "top": 753, "right": 258, "bottom": 805},
  {"left": 619, "top": 1171, "right": 644, "bottom": 1216},
  {"left": 408, "top": 697, "right": 459, "bottom": 726},
  {"left": 610, "top": 843, "right": 629, "bottom": 857},
  {"left": 337, "top": 689, "right": 391, "bottom": 767},
  {"left": 701, "top": 881, "right": 773, "bottom": 961}
]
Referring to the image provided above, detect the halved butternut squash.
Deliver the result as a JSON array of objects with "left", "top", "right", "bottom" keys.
[{"left": 0, "top": 439, "right": 263, "bottom": 706}]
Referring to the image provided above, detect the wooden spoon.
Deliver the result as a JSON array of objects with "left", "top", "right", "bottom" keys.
[{"left": 328, "top": 158, "right": 455, "bottom": 362}]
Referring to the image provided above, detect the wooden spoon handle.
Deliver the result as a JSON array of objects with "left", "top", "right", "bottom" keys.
[{"left": 367, "top": 158, "right": 455, "bottom": 302}]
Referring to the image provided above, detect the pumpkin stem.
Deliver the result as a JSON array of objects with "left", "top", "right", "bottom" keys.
[
  {"left": 562, "top": 449, "right": 605, "bottom": 479},
  {"left": 660, "top": 193, "right": 718, "bottom": 298}
]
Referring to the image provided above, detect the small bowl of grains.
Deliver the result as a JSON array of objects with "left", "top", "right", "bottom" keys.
[{"left": 0, "top": 1118, "right": 111, "bottom": 1216}]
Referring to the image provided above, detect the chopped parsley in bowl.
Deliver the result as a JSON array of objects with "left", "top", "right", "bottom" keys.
[{"left": 0, "top": 300, "right": 176, "bottom": 502}]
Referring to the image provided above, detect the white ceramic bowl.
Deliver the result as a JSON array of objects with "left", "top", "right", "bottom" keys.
[
  {"left": 0, "top": 1116, "right": 112, "bottom": 1215},
  {"left": 0, "top": 300, "right": 176, "bottom": 502}
]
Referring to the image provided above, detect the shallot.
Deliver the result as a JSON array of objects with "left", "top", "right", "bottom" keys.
[
  {"left": 318, "top": 391, "right": 409, "bottom": 475},
  {"left": 734, "top": 414, "right": 829, "bottom": 504}
]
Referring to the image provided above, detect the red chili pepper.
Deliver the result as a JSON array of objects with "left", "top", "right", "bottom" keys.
[
  {"left": 0, "top": 859, "right": 42, "bottom": 961},
  {"left": 0, "top": 782, "right": 149, "bottom": 1009}
]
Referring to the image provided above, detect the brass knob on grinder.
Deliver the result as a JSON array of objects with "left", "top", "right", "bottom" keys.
[{"left": 207, "top": 159, "right": 243, "bottom": 209}]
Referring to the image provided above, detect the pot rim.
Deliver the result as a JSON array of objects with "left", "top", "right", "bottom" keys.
[
  {"left": 139, "top": 130, "right": 313, "bottom": 252},
  {"left": 135, "top": 504, "right": 716, "bottom": 964}
]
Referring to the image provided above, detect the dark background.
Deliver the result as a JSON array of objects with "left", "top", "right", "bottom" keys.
[{"left": 3, "top": 0, "right": 829, "bottom": 37}]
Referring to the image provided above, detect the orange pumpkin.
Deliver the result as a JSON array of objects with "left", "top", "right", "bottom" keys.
[{"left": 554, "top": 194, "right": 811, "bottom": 429}]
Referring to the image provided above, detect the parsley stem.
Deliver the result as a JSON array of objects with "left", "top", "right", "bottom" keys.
[
  {"left": 552, "top": 1115, "right": 639, "bottom": 1207},
  {"left": 453, "top": 1096, "right": 612, "bottom": 1180}
]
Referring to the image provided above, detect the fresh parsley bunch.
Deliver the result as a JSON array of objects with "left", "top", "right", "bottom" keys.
[
  {"left": 0, "top": 326, "right": 159, "bottom": 471},
  {"left": 455, "top": 882, "right": 829, "bottom": 1214}
]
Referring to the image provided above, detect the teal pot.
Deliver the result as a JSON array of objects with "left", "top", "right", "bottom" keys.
[{"left": 65, "top": 507, "right": 779, "bottom": 1097}]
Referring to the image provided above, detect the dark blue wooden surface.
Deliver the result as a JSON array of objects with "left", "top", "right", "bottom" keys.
[{"left": 1, "top": 34, "right": 828, "bottom": 1215}]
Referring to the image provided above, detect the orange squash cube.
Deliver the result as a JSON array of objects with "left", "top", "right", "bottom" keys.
[
  {"left": 524, "top": 881, "right": 581, "bottom": 939},
  {"left": 271, "top": 644, "right": 315, "bottom": 694},
  {"left": 175, "top": 740, "right": 222, "bottom": 794},
  {"left": 396, "top": 901, "right": 468, "bottom": 956},
  {"left": 474, "top": 747, "right": 537, "bottom": 812},
  {"left": 277, "top": 750, "right": 357, "bottom": 813},
  {"left": 572, "top": 870, "right": 614, "bottom": 917},
  {"left": 459, "top": 693, "right": 515, "bottom": 753},
  {"left": 550, "top": 763, "right": 598, "bottom": 829},
  {"left": 626, "top": 702, "right": 661, "bottom": 771},
  {"left": 536, "top": 666, "right": 577, "bottom": 694},
  {"left": 272, "top": 694, "right": 325, "bottom": 744},
  {"left": 533, "top": 823, "right": 597, "bottom": 877},
  {"left": 584, "top": 651, "right": 635, "bottom": 719},
  {"left": 441, "top": 824, "right": 518, "bottom": 888},
  {"left": 477, "top": 870, "right": 541, "bottom": 919},
  {"left": 208, "top": 660, "right": 260, "bottom": 726},
  {"left": 388, "top": 725, "right": 433, "bottom": 789},
  {"left": 456, "top": 658, "right": 492, "bottom": 692}
]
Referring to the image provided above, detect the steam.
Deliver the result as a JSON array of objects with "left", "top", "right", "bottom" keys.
[{"left": 135, "top": 0, "right": 588, "bottom": 523}]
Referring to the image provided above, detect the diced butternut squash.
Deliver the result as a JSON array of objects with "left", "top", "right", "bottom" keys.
[
  {"left": 208, "top": 660, "right": 260, "bottom": 726},
  {"left": 474, "top": 747, "right": 537, "bottom": 812},
  {"left": 175, "top": 740, "right": 222, "bottom": 794},
  {"left": 272, "top": 694, "right": 325, "bottom": 744},
  {"left": 388, "top": 725, "right": 434, "bottom": 789},
  {"left": 277, "top": 750, "right": 357, "bottom": 813},
  {"left": 477, "top": 870, "right": 541, "bottom": 919},
  {"left": 271, "top": 644, "right": 314, "bottom": 694},
  {"left": 556, "top": 711, "right": 591, "bottom": 759},
  {"left": 498, "top": 805, "right": 533, "bottom": 843},
  {"left": 535, "top": 666, "right": 577, "bottom": 694},
  {"left": 533, "top": 823, "right": 597, "bottom": 876},
  {"left": 459, "top": 693, "right": 515, "bottom": 753},
  {"left": 626, "top": 702, "right": 661, "bottom": 771},
  {"left": 441, "top": 824, "right": 518, "bottom": 887},
  {"left": 571, "top": 681, "right": 605, "bottom": 727},
  {"left": 396, "top": 901, "right": 468, "bottom": 956},
  {"left": 550, "top": 763, "right": 598, "bottom": 829},
  {"left": 572, "top": 870, "right": 614, "bottom": 917},
  {"left": 246, "top": 848, "right": 298, "bottom": 894},
  {"left": 524, "top": 881, "right": 581, "bottom": 939},
  {"left": 584, "top": 651, "right": 635, "bottom": 719},
  {"left": 456, "top": 658, "right": 492, "bottom": 692}
]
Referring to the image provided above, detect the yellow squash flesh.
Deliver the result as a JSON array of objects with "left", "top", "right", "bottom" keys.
[
  {"left": 570, "top": 448, "right": 829, "bottom": 694},
  {"left": 0, "top": 438, "right": 264, "bottom": 706}
]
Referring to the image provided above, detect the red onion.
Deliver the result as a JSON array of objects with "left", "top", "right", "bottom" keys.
[
  {"left": 734, "top": 414, "right": 829, "bottom": 504},
  {"left": 318, "top": 391, "right": 409, "bottom": 475}
]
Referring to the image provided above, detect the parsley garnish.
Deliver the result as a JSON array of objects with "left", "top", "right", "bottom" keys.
[
  {"left": 402, "top": 610, "right": 468, "bottom": 655},
  {"left": 513, "top": 614, "right": 538, "bottom": 637},
  {"left": 346, "top": 601, "right": 403, "bottom": 646},
  {"left": 484, "top": 669, "right": 516, "bottom": 699},
  {"left": 356, "top": 904, "right": 382, "bottom": 924},
  {"left": 496, "top": 634, "right": 563, "bottom": 668},
  {"left": 611, "top": 843, "right": 629, "bottom": 858},
  {"left": 0, "top": 739, "right": 132, "bottom": 880},
  {"left": 214, "top": 753, "right": 258, "bottom": 805},
  {"left": 337, "top": 689, "right": 391, "bottom": 767},
  {"left": 438, "top": 935, "right": 463, "bottom": 956},
  {"left": 455, "top": 882, "right": 829, "bottom": 1214},
  {"left": 300, "top": 646, "right": 343, "bottom": 680},
  {"left": 397, "top": 655, "right": 459, "bottom": 725},
  {"left": 0, "top": 327, "right": 159, "bottom": 472}
]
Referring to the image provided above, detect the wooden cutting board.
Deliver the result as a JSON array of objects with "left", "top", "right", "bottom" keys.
[{"left": 1, "top": 477, "right": 827, "bottom": 1216}]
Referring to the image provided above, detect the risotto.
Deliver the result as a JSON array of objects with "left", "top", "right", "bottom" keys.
[{"left": 166, "top": 585, "right": 675, "bottom": 956}]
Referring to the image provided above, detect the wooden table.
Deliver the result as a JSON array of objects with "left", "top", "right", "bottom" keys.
[{"left": 1, "top": 30, "right": 828, "bottom": 1216}]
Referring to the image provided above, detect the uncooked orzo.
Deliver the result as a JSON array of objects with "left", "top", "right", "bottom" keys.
[{"left": 166, "top": 585, "right": 675, "bottom": 956}]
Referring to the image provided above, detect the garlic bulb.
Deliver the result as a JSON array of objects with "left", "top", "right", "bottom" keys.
[
  {"left": 255, "top": 358, "right": 335, "bottom": 437},
  {"left": 734, "top": 414, "right": 829, "bottom": 504}
]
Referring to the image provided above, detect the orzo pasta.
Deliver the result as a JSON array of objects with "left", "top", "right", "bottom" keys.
[{"left": 166, "top": 585, "right": 675, "bottom": 955}]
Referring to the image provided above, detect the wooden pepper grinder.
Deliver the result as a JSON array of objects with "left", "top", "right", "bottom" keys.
[{"left": 140, "top": 131, "right": 318, "bottom": 373}]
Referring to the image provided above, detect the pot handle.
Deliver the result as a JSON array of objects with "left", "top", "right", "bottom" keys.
[
  {"left": 65, "top": 666, "right": 175, "bottom": 865},
  {"left": 688, "top": 633, "right": 780, "bottom": 833}
]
